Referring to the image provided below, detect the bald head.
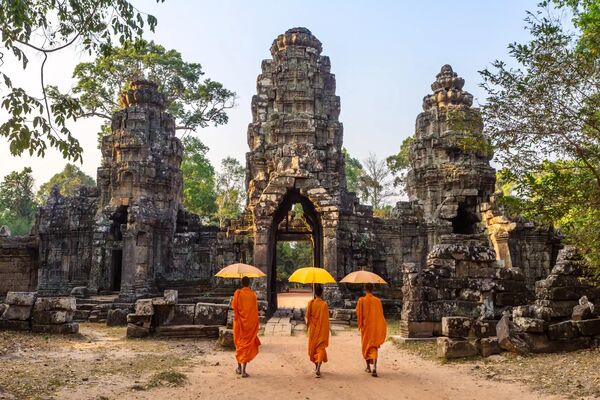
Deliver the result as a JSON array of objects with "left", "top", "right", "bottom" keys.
[
  {"left": 365, "top": 283, "right": 374, "bottom": 293},
  {"left": 241, "top": 276, "right": 250, "bottom": 287}
]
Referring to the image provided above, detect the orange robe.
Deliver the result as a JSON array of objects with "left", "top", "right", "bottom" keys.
[
  {"left": 306, "top": 297, "right": 330, "bottom": 363},
  {"left": 232, "top": 287, "right": 261, "bottom": 364},
  {"left": 356, "top": 293, "right": 387, "bottom": 363}
]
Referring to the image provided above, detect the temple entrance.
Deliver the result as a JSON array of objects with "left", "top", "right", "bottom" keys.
[
  {"left": 111, "top": 250, "right": 122, "bottom": 291},
  {"left": 268, "top": 189, "right": 322, "bottom": 312}
]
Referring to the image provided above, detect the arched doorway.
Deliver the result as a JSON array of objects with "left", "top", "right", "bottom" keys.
[{"left": 268, "top": 189, "right": 322, "bottom": 312}]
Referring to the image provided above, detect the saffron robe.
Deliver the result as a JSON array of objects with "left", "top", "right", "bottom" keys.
[
  {"left": 232, "top": 287, "right": 261, "bottom": 364},
  {"left": 356, "top": 293, "right": 387, "bottom": 362},
  {"left": 306, "top": 297, "right": 330, "bottom": 363}
]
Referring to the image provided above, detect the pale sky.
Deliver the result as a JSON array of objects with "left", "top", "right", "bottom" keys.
[{"left": 0, "top": 0, "right": 540, "bottom": 190}]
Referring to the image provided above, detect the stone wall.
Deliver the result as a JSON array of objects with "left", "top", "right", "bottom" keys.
[{"left": 0, "top": 236, "right": 38, "bottom": 298}]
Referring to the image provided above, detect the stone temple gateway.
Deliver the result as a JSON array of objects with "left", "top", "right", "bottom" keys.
[{"left": 2, "top": 28, "right": 594, "bottom": 338}]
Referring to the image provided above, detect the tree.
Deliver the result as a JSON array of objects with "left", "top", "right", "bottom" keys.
[
  {"left": 0, "top": 167, "right": 37, "bottom": 235},
  {"left": 343, "top": 147, "right": 363, "bottom": 193},
  {"left": 386, "top": 136, "right": 414, "bottom": 191},
  {"left": 70, "top": 39, "right": 236, "bottom": 143},
  {"left": 358, "top": 153, "right": 396, "bottom": 210},
  {"left": 0, "top": 0, "right": 163, "bottom": 161},
  {"left": 215, "top": 157, "right": 245, "bottom": 227},
  {"left": 36, "top": 163, "right": 95, "bottom": 204},
  {"left": 276, "top": 241, "right": 313, "bottom": 281},
  {"left": 180, "top": 136, "right": 217, "bottom": 221},
  {"left": 480, "top": 1, "right": 600, "bottom": 274}
]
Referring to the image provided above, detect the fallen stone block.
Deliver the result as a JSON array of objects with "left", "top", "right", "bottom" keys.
[
  {"left": 194, "top": 302, "right": 228, "bottom": 326},
  {"left": 497, "top": 314, "right": 530, "bottom": 355},
  {"left": 2, "top": 305, "right": 33, "bottom": 321},
  {"left": 513, "top": 317, "right": 546, "bottom": 333},
  {"left": 0, "top": 319, "right": 30, "bottom": 331},
  {"left": 6, "top": 291, "right": 36, "bottom": 306},
  {"left": 73, "top": 310, "right": 91, "bottom": 321},
  {"left": 572, "top": 304, "right": 594, "bottom": 321},
  {"left": 548, "top": 321, "right": 579, "bottom": 340},
  {"left": 134, "top": 299, "right": 154, "bottom": 316},
  {"left": 436, "top": 337, "right": 478, "bottom": 358},
  {"left": 70, "top": 286, "right": 89, "bottom": 298},
  {"left": 575, "top": 318, "right": 600, "bottom": 336},
  {"left": 31, "top": 322, "right": 79, "bottom": 334},
  {"left": 471, "top": 320, "right": 491, "bottom": 338},
  {"left": 170, "top": 304, "right": 196, "bottom": 326},
  {"left": 164, "top": 290, "right": 178, "bottom": 305},
  {"left": 218, "top": 326, "right": 235, "bottom": 349},
  {"left": 106, "top": 309, "right": 128, "bottom": 326},
  {"left": 155, "top": 325, "right": 219, "bottom": 339},
  {"left": 127, "top": 313, "right": 152, "bottom": 328},
  {"left": 441, "top": 316, "right": 472, "bottom": 338},
  {"left": 33, "top": 297, "right": 76, "bottom": 312},
  {"left": 127, "top": 323, "right": 150, "bottom": 338},
  {"left": 32, "top": 310, "right": 73, "bottom": 325},
  {"left": 479, "top": 337, "right": 501, "bottom": 357}
]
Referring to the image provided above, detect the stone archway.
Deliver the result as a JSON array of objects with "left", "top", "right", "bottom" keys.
[
  {"left": 251, "top": 177, "right": 340, "bottom": 313},
  {"left": 267, "top": 188, "right": 322, "bottom": 311}
]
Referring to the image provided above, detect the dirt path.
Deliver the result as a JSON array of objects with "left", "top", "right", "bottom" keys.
[{"left": 127, "top": 331, "right": 562, "bottom": 400}]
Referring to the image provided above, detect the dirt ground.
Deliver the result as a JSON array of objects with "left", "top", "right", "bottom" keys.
[{"left": 1, "top": 323, "right": 599, "bottom": 400}]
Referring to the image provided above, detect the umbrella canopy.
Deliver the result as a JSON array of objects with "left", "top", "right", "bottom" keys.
[
  {"left": 215, "top": 263, "right": 266, "bottom": 278},
  {"left": 340, "top": 270, "right": 387, "bottom": 284},
  {"left": 288, "top": 267, "right": 336, "bottom": 284}
]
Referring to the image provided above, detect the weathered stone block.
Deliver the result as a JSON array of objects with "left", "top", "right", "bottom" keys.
[
  {"left": 436, "top": 337, "right": 478, "bottom": 358},
  {"left": 441, "top": 317, "right": 472, "bottom": 338},
  {"left": 31, "top": 322, "right": 79, "bottom": 334},
  {"left": 32, "top": 310, "right": 73, "bottom": 325},
  {"left": 548, "top": 321, "right": 579, "bottom": 340},
  {"left": 218, "top": 326, "right": 235, "bottom": 349},
  {"left": 134, "top": 299, "right": 154, "bottom": 316},
  {"left": 479, "top": 337, "right": 501, "bottom": 357},
  {"left": 194, "top": 302, "right": 228, "bottom": 326},
  {"left": 572, "top": 304, "right": 594, "bottom": 321},
  {"left": 33, "top": 297, "right": 76, "bottom": 312},
  {"left": 0, "top": 319, "right": 30, "bottom": 331},
  {"left": 575, "top": 318, "right": 600, "bottom": 336},
  {"left": 70, "top": 286, "right": 89, "bottom": 298},
  {"left": 106, "top": 309, "right": 128, "bottom": 326},
  {"left": 2, "top": 305, "right": 33, "bottom": 320},
  {"left": 164, "top": 290, "right": 178, "bottom": 305},
  {"left": 497, "top": 315, "right": 530, "bottom": 354},
  {"left": 513, "top": 317, "right": 546, "bottom": 333},
  {"left": 74, "top": 310, "right": 91, "bottom": 321},
  {"left": 127, "top": 313, "right": 152, "bottom": 327},
  {"left": 6, "top": 291, "right": 36, "bottom": 306},
  {"left": 471, "top": 320, "right": 491, "bottom": 338},
  {"left": 127, "top": 323, "right": 150, "bottom": 338}
]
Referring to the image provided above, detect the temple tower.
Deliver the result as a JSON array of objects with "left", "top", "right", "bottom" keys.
[
  {"left": 406, "top": 65, "right": 496, "bottom": 248},
  {"left": 245, "top": 28, "right": 345, "bottom": 309},
  {"left": 89, "top": 80, "right": 184, "bottom": 300}
]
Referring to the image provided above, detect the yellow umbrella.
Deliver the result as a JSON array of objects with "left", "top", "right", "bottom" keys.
[
  {"left": 288, "top": 267, "right": 336, "bottom": 284},
  {"left": 215, "top": 263, "right": 266, "bottom": 279},
  {"left": 340, "top": 270, "right": 387, "bottom": 284}
]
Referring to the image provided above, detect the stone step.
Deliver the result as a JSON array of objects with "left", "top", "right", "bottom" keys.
[{"left": 155, "top": 325, "right": 219, "bottom": 339}]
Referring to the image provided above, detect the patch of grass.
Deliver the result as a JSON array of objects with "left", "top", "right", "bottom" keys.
[
  {"left": 386, "top": 319, "right": 401, "bottom": 336},
  {"left": 147, "top": 370, "right": 188, "bottom": 388},
  {"left": 393, "top": 340, "right": 438, "bottom": 361}
]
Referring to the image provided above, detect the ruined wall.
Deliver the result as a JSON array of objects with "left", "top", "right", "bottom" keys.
[
  {"left": 36, "top": 186, "right": 98, "bottom": 296},
  {"left": 0, "top": 236, "right": 38, "bottom": 297}
]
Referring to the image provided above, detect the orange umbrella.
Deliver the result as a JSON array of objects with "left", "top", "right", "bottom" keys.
[{"left": 340, "top": 270, "right": 387, "bottom": 284}]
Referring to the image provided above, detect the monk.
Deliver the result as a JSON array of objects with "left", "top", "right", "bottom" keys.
[
  {"left": 231, "top": 276, "right": 261, "bottom": 378},
  {"left": 305, "top": 283, "right": 330, "bottom": 378},
  {"left": 356, "top": 282, "right": 387, "bottom": 377}
]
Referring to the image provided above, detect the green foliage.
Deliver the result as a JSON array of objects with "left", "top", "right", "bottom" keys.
[
  {"left": 181, "top": 137, "right": 217, "bottom": 221},
  {"left": 343, "top": 147, "right": 363, "bottom": 193},
  {"left": 276, "top": 241, "right": 313, "bottom": 280},
  {"left": 36, "top": 163, "right": 95, "bottom": 204},
  {"left": 0, "top": 167, "right": 37, "bottom": 235},
  {"left": 497, "top": 161, "right": 600, "bottom": 278},
  {"left": 481, "top": 2, "right": 600, "bottom": 275},
  {"left": 215, "top": 157, "right": 245, "bottom": 227},
  {"left": 386, "top": 136, "right": 413, "bottom": 189},
  {"left": 70, "top": 38, "right": 236, "bottom": 143},
  {"left": 0, "top": 0, "right": 163, "bottom": 161}
]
